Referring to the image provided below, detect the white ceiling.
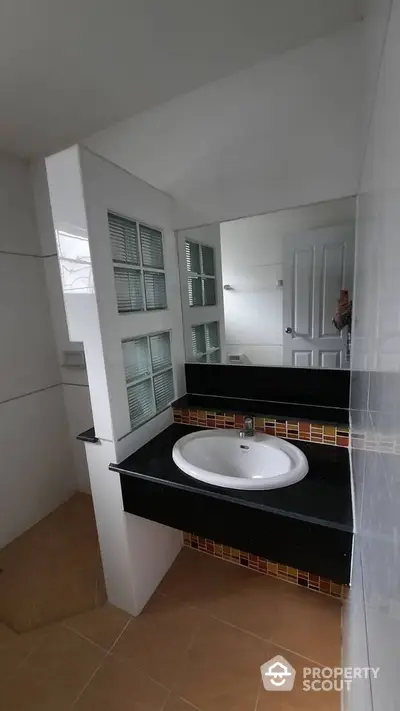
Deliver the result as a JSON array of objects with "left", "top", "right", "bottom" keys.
[
  {"left": 86, "top": 25, "right": 362, "bottom": 229},
  {"left": 0, "top": 0, "right": 361, "bottom": 157}
]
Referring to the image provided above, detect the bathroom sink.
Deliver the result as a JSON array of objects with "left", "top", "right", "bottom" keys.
[{"left": 172, "top": 429, "right": 308, "bottom": 490}]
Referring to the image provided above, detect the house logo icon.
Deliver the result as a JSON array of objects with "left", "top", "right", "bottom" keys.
[{"left": 260, "top": 655, "right": 296, "bottom": 691}]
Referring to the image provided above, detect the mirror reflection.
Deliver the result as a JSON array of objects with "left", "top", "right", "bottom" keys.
[{"left": 177, "top": 197, "right": 355, "bottom": 369}]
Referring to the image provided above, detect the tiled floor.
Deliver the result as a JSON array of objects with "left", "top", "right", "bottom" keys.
[
  {"left": 0, "top": 546, "right": 342, "bottom": 710},
  {"left": 0, "top": 493, "right": 105, "bottom": 632}
]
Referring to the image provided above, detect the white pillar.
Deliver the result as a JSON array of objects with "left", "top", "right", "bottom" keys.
[{"left": 46, "top": 146, "right": 185, "bottom": 614}]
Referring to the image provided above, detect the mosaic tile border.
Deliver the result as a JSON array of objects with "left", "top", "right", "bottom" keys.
[
  {"left": 351, "top": 431, "right": 400, "bottom": 454},
  {"left": 183, "top": 532, "right": 348, "bottom": 600},
  {"left": 173, "top": 408, "right": 349, "bottom": 448}
]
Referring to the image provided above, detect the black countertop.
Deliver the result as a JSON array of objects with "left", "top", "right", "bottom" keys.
[
  {"left": 76, "top": 426, "right": 98, "bottom": 443},
  {"left": 110, "top": 424, "right": 353, "bottom": 533},
  {"left": 171, "top": 394, "right": 349, "bottom": 426}
]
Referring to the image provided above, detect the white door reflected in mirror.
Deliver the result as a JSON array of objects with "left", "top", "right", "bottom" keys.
[{"left": 176, "top": 196, "right": 355, "bottom": 369}]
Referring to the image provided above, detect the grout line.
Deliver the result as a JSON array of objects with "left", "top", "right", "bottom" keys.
[
  {"left": 182, "top": 544, "right": 346, "bottom": 600},
  {"left": 62, "top": 622, "right": 113, "bottom": 654},
  {"left": 0, "top": 624, "right": 51, "bottom": 687},
  {"left": 0, "top": 249, "right": 57, "bottom": 259},
  {"left": 62, "top": 382, "right": 89, "bottom": 388},
  {"left": 253, "top": 680, "right": 262, "bottom": 711},
  {"left": 0, "top": 382, "right": 61, "bottom": 406},
  {"left": 66, "top": 616, "right": 170, "bottom": 706},
  {"left": 71, "top": 657, "right": 105, "bottom": 707},
  {"left": 157, "top": 588, "right": 337, "bottom": 670},
  {"left": 107, "top": 617, "right": 132, "bottom": 654},
  {"left": 178, "top": 697, "right": 204, "bottom": 710},
  {"left": 160, "top": 690, "right": 172, "bottom": 711}
]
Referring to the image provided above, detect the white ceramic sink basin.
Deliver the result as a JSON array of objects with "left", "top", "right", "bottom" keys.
[{"left": 172, "top": 429, "right": 308, "bottom": 490}]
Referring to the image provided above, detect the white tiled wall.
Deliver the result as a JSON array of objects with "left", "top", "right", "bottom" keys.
[
  {"left": 31, "top": 158, "right": 92, "bottom": 491},
  {"left": 345, "top": 1, "right": 400, "bottom": 709},
  {"left": 45, "top": 146, "right": 184, "bottom": 616},
  {"left": 0, "top": 153, "right": 77, "bottom": 548}
]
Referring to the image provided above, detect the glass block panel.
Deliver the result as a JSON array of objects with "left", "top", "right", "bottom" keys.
[
  {"left": 205, "top": 321, "right": 220, "bottom": 350},
  {"left": 191, "top": 325, "right": 206, "bottom": 357},
  {"left": 203, "top": 277, "right": 216, "bottom": 306},
  {"left": 185, "top": 241, "right": 201, "bottom": 274},
  {"left": 140, "top": 225, "right": 164, "bottom": 269},
  {"left": 144, "top": 271, "right": 167, "bottom": 310},
  {"left": 127, "top": 378, "right": 155, "bottom": 429},
  {"left": 150, "top": 332, "right": 172, "bottom": 373},
  {"left": 114, "top": 267, "right": 144, "bottom": 312},
  {"left": 188, "top": 277, "right": 203, "bottom": 307},
  {"left": 153, "top": 369, "right": 174, "bottom": 411},
  {"left": 201, "top": 245, "right": 215, "bottom": 276},
  {"left": 207, "top": 349, "right": 221, "bottom": 364},
  {"left": 122, "top": 337, "right": 150, "bottom": 383},
  {"left": 108, "top": 213, "right": 139, "bottom": 265}
]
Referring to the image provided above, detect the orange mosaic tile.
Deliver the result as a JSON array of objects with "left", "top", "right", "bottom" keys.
[
  {"left": 173, "top": 408, "right": 349, "bottom": 448},
  {"left": 183, "top": 532, "right": 348, "bottom": 600}
]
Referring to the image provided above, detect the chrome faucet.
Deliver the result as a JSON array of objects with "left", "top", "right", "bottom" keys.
[{"left": 239, "top": 416, "right": 254, "bottom": 438}]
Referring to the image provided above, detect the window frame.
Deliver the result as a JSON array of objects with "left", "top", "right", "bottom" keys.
[
  {"left": 108, "top": 211, "right": 168, "bottom": 313},
  {"left": 122, "top": 330, "right": 175, "bottom": 431},
  {"left": 191, "top": 321, "right": 221, "bottom": 363},
  {"left": 185, "top": 239, "right": 217, "bottom": 308}
]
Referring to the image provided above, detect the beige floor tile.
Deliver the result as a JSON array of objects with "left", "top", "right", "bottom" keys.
[
  {"left": 267, "top": 586, "right": 342, "bottom": 667},
  {"left": 158, "top": 549, "right": 342, "bottom": 669},
  {"left": 256, "top": 645, "right": 340, "bottom": 710},
  {"left": 0, "top": 623, "right": 45, "bottom": 686},
  {"left": 74, "top": 655, "right": 168, "bottom": 711},
  {"left": 157, "top": 548, "right": 261, "bottom": 609},
  {"left": 64, "top": 602, "right": 131, "bottom": 651},
  {"left": 0, "top": 493, "right": 105, "bottom": 632},
  {"left": 200, "top": 573, "right": 291, "bottom": 641},
  {"left": 31, "top": 558, "right": 102, "bottom": 631},
  {"left": 163, "top": 695, "right": 201, "bottom": 711},
  {"left": 1, "top": 625, "right": 105, "bottom": 709},
  {"left": 112, "top": 594, "right": 202, "bottom": 688},
  {"left": 172, "top": 616, "right": 267, "bottom": 711},
  {"left": 0, "top": 674, "right": 72, "bottom": 711}
]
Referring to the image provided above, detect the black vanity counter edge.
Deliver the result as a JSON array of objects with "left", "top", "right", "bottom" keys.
[
  {"left": 76, "top": 426, "right": 98, "bottom": 443},
  {"left": 110, "top": 424, "right": 352, "bottom": 533},
  {"left": 171, "top": 394, "right": 349, "bottom": 427},
  {"left": 110, "top": 424, "right": 353, "bottom": 584}
]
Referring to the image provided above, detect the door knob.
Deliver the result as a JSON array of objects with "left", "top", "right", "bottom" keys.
[{"left": 285, "top": 327, "right": 293, "bottom": 334}]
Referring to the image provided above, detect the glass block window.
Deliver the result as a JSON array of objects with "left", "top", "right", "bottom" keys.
[
  {"left": 122, "top": 331, "right": 174, "bottom": 429},
  {"left": 185, "top": 240, "right": 216, "bottom": 307},
  {"left": 108, "top": 212, "right": 167, "bottom": 313},
  {"left": 191, "top": 321, "right": 221, "bottom": 363}
]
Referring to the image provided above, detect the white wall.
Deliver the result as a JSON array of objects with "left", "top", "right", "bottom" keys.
[
  {"left": 344, "top": 1, "right": 400, "bottom": 710},
  {"left": 31, "top": 159, "right": 92, "bottom": 491},
  {"left": 46, "top": 146, "right": 185, "bottom": 616},
  {"left": 0, "top": 153, "right": 77, "bottom": 548},
  {"left": 86, "top": 24, "right": 362, "bottom": 230},
  {"left": 220, "top": 197, "right": 356, "bottom": 365}
]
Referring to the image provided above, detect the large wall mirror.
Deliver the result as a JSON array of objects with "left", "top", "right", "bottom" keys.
[{"left": 177, "top": 196, "right": 355, "bottom": 369}]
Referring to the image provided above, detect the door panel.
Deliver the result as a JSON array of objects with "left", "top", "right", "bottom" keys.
[
  {"left": 319, "top": 350, "right": 342, "bottom": 369},
  {"left": 293, "top": 248, "right": 314, "bottom": 337},
  {"left": 283, "top": 224, "right": 354, "bottom": 368},
  {"left": 293, "top": 351, "right": 313, "bottom": 367},
  {"left": 320, "top": 242, "right": 346, "bottom": 337}
]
